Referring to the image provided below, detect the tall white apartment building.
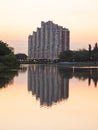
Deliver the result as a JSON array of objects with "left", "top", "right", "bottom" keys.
[{"left": 28, "top": 21, "right": 70, "bottom": 60}]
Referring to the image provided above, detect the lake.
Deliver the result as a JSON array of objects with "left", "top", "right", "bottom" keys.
[{"left": 0, "top": 64, "right": 98, "bottom": 130}]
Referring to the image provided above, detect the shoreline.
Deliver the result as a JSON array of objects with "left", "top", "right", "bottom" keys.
[
  {"left": 56, "top": 61, "right": 98, "bottom": 68},
  {"left": 19, "top": 61, "right": 98, "bottom": 67}
]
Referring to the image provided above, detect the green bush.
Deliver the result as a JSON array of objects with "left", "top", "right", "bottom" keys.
[{"left": 0, "top": 41, "right": 19, "bottom": 69}]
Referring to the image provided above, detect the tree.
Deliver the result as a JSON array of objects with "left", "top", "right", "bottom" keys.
[
  {"left": 59, "top": 49, "right": 89, "bottom": 62},
  {"left": 73, "top": 49, "right": 89, "bottom": 62},
  {"left": 0, "top": 40, "right": 13, "bottom": 56},
  {"left": 59, "top": 50, "right": 73, "bottom": 61},
  {"left": 93, "top": 42, "right": 98, "bottom": 52},
  {"left": 88, "top": 44, "right": 92, "bottom": 61},
  {"left": 89, "top": 44, "right": 92, "bottom": 52},
  {"left": 15, "top": 53, "right": 27, "bottom": 60},
  {"left": 0, "top": 40, "right": 19, "bottom": 69},
  {"left": 91, "top": 42, "right": 98, "bottom": 62}
]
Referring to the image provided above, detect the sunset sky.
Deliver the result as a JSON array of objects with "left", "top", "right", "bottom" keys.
[{"left": 0, "top": 0, "right": 98, "bottom": 54}]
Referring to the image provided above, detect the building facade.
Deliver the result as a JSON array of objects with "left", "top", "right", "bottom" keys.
[{"left": 28, "top": 21, "right": 70, "bottom": 60}]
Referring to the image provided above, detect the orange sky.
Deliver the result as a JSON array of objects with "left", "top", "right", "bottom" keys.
[{"left": 0, "top": 0, "right": 98, "bottom": 54}]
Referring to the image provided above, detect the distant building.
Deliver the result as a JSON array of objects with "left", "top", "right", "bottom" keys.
[{"left": 28, "top": 21, "right": 70, "bottom": 60}]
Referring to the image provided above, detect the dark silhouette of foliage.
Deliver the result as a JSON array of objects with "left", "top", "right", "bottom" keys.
[
  {"left": 91, "top": 42, "right": 98, "bottom": 62},
  {"left": 58, "top": 67, "right": 98, "bottom": 87},
  {"left": 0, "top": 40, "right": 19, "bottom": 69},
  {"left": 0, "top": 70, "right": 18, "bottom": 89},
  {"left": 0, "top": 40, "right": 13, "bottom": 56},
  {"left": 93, "top": 42, "right": 98, "bottom": 52},
  {"left": 59, "top": 49, "right": 89, "bottom": 62},
  {"left": 59, "top": 50, "right": 74, "bottom": 61},
  {"left": 59, "top": 43, "right": 98, "bottom": 62},
  {"left": 15, "top": 53, "right": 27, "bottom": 60}
]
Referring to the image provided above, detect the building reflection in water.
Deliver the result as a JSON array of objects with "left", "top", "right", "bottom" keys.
[
  {"left": 28, "top": 65, "right": 98, "bottom": 107},
  {"left": 28, "top": 65, "right": 69, "bottom": 107}
]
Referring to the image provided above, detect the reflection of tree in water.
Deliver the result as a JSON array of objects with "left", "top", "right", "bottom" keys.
[
  {"left": 19, "top": 65, "right": 27, "bottom": 73},
  {"left": 28, "top": 65, "right": 98, "bottom": 107},
  {"left": 0, "top": 70, "right": 18, "bottom": 89},
  {"left": 58, "top": 67, "right": 98, "bottom": 87}
]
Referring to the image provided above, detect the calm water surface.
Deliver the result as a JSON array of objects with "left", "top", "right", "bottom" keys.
[{"left": 0, "top": 64, "right": 98, "bottom": 130}]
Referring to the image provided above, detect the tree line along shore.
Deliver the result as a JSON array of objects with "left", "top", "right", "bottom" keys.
[
  {"left": 0, "top": 40, "right": 98, "bottom": 69},
  {"left": 18, "top": 43, "right": 98, "bottom": 65}
]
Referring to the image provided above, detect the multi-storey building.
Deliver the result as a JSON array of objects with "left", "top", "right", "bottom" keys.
[{"left": 28, "top": 21, "right": 70, "bottom": 60}]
